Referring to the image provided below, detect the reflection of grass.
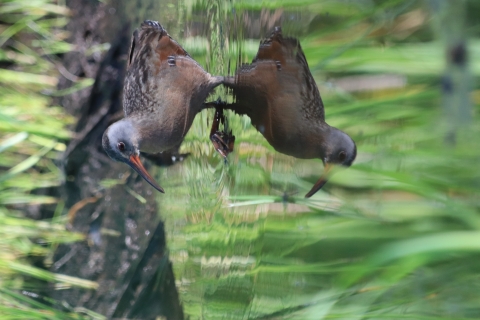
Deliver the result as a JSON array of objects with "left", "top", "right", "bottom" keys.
[
  {"left": 166, "top": 0, "right": 480, "bottom": 319},
  {"left": 0, "top": 1, "right": 98, "bottom": 318}
]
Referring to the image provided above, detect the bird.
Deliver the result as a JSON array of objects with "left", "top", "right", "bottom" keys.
[
  {"left": 102, "top": 20, "right": 223, "bottom": 193},
  {"left": 223, "top": 27, "right": 356, "bottom": 198}
]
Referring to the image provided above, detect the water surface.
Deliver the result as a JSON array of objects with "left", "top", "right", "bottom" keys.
[{"left": 151, "top": 1, "right": 480, "bottom": 319}]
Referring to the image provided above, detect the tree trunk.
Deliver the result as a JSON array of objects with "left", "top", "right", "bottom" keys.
[{"left": 50, "top": 0, "right": 184, "bottom": 319}]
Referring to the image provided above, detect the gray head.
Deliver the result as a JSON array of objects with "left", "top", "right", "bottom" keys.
[
  {"left": 102, "top": 119, "right": 164, "bottom": 193},
  {"left": 323, "top": 127, "right": 357, "bottom": 167},
  {"left": 305, "top": 127, "right": 356, "bottom": 198}
]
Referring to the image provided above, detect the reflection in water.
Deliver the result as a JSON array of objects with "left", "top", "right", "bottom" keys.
[
  {"left": 223, "top": 27, "right": 356, "bottom": 197},
  {"left": 153, "top": 1, "right": 480, "bottom": 319},
  {"left": 159, "top": 7, "right": 352, "bottom": 318}
]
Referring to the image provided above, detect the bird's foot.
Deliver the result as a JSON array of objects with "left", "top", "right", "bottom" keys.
[
  {"left": 211, "top": 131, "right": 235, "bottom": 159},
  {"left": 210, "top": 107, "right": 235, "bottom": 160},
  {"left": 202, "top": 97, "right": 227, "bottom": 111}
]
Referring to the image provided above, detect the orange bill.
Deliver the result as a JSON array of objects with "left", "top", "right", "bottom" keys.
[
  {"left": 305, "top": 163, "right": 333, "bottom": 198},
  {"left": 128, "top": 154, "right": 165, "bottom": 193}
]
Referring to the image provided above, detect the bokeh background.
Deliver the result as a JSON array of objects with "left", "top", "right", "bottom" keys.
[{"left": 1, "top": 0, "right": 480, "bottom": 319}]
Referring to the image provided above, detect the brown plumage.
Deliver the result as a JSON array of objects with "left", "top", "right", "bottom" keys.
[
  {"left": 223, "top": 27, "right": 356, "bottom": 197},
  {"left": 103, "top": 20, "right": 222, "bottom": 193}
]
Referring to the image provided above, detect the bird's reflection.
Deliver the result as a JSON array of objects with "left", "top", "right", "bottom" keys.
[{"left": 221, "top": 27, "right": 356, "bottom": 197}]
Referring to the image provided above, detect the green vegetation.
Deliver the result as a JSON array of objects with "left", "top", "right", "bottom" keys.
[{"left": 0, "top": 1, "right": 97, "bottom": 318}]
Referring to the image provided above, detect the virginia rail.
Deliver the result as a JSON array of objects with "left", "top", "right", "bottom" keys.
[
  {"left": 223, "top": 27, "right": 356, "bottom": 197},
  {"left": 102, "top": 20, "right": 222, "bottom": 193}
]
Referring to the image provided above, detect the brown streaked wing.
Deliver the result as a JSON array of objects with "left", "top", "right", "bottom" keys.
[
  {"left": 124, "top": 21, "right": 193, "bottom": 116},
  {"left": 127, "top": 20, "right": 189, "bottom": 69},
  {"left": 255, "top": 27, "right": 325, "bottom": 122},
  {"left": 254, "top": 28, "right": 289, "bottom": 66},
  {"left": 292, "top": 39, "right": 325, "bottom": 122}
]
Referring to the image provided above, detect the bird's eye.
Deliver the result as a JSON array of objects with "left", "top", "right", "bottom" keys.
[
  {"left": 117, "top": 142, "right": 126, "bottom": 152},
  {"left": 338, "top": 151, "right": 346, "bottom": 162}
]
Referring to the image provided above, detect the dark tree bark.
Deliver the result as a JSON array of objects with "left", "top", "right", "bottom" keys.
[{"left": 50, "top": 1, "right": 184, "bottom": 319}]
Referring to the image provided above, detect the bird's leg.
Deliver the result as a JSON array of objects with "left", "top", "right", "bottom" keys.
[
  {"left": 202, "top": 97, "right": 226, "bottom": 111},
  {"left": 202, "top": 98, "right": 236, "bottom": 159},
  {"left": 210, "top": 106, "right": 235, "bottom": 160},
  {"left": 202, "top": 98, "right": 248, "bottom": 116}
]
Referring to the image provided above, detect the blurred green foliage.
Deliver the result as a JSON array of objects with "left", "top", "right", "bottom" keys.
[{"left": 0, "top": 1, "right": 98, "bottom": 318}]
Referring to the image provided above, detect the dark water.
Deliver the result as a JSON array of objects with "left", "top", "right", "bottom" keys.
[{"left": 134, "top": 0, "right": 480, "bottom": 319}]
